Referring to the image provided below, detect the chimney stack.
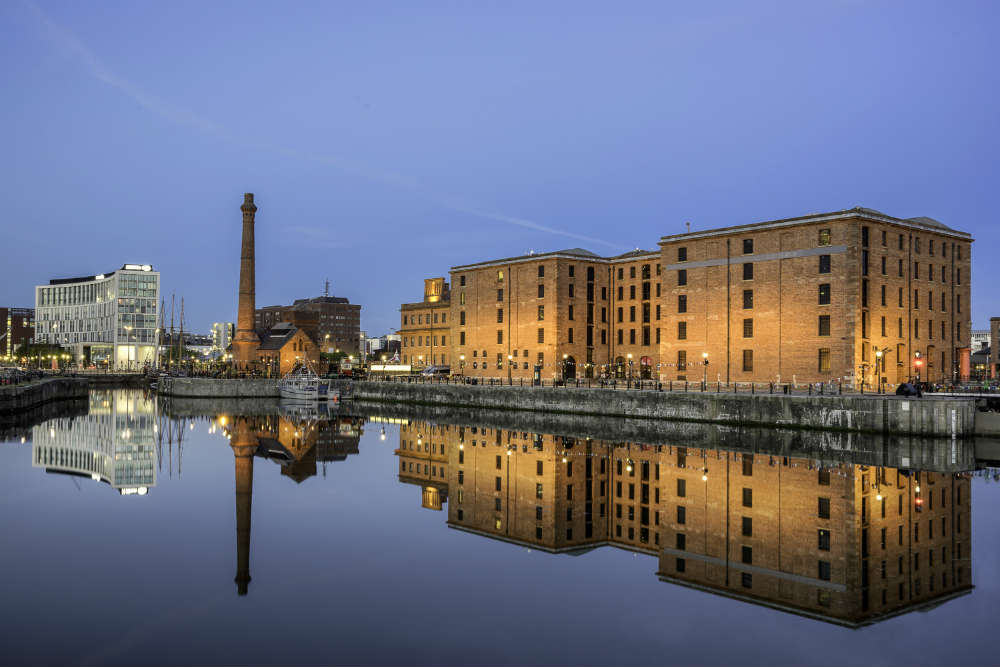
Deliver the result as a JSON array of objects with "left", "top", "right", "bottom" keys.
[{"left": 232, "top": 193, "right": 260, "bottom": 366}]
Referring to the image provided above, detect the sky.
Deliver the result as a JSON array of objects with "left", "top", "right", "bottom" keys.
[{"left": 2, "top": 0, "right": 998, "bottom": 336}]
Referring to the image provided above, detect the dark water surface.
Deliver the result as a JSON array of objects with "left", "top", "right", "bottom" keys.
[{"left": 1, "top": 390, "right": 998, "bottom": 666}]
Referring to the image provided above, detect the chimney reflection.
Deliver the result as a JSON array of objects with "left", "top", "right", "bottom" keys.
[
  {"left": 396, "top": 420, "right": 974, "bottom": 627},
  {"left": 222, "top": 413, "right": 363, "bottom": 596}
]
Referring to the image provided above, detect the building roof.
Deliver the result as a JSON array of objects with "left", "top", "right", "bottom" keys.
[
  {"left": 659, "top": 207, "right": 972, "bottom": 243},
  {"left": 46, "top": 264, "right": 156, "bottom": 286},
  {"left": 255, "top": 324, "right": 309, "bottom": 350},
  {"left": 292, "top": 296, "right": 352, "bottom": 306},
  {"left": 451, "top": 246, "right": 662, "bottom": 271}
]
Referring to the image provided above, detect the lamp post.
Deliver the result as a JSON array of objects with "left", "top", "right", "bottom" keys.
[
  {"left": 507, "top": 354, "right": 513, "bottom": 384},
  {"left": 702, "top": 352, "right": 709, "bottom": 388},
  {"left": 459, "top": 354, "right": 465, "bottom": 376},
  {"left": 874, "top": 350, "right": 883, "bottom": 393},
  {"left": 914, "top": 351, "right": 923, "bottom": 384},
  {"left": 562, "top": 353, "right": 568, "bottom": 383},
  {"left": 627, "top": 353, "right": 633, "bottom": 383}
]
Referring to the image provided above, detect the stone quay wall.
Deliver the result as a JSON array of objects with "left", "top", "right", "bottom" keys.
[
  {"left": 0, "top": 377, "right": 90, "bottom": 415},
  {"left": 158, "top": 376, "right": 279, "bottom": 398},
  {"left": 155, "top": 377, "right": 977, "bottom": 437},
  {"left": 332, "top": 380, "right": 974, "bottom": 438}
]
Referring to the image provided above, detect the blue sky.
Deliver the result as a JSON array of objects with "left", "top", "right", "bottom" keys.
[{"left": 2, "top": 1, "right": 997, "bottom": 335}]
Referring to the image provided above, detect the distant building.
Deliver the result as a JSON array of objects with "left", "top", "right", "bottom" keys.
[
  {"left": 399, "top": 278, "right": 451, "bottom": 369},
  {"left": 160, "top": 332, "right": 214, "bottom": 358},
  {"left": 971, "top": 329, "right": 990, "bottom": 352},
  {"left": 992, "top": 318, "right": 1000, "bottom": 379},
  {"left": 256, "top": 295, "right": 361, "bottom": 355},
  {"left": 34, "top": 264, "right": 160, "bottom": 369},
  {"left": 212, "top": 322, "right": 234, "bottom": 352},
  {"left": 1, "top": 307, "right": 34, "bottom": 360}
]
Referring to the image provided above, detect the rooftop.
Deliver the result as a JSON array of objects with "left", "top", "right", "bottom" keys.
[{"left": 660, "top": 207, "right": 972, "bottom": 243}]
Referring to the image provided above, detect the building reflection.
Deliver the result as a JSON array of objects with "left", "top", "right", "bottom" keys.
[
  {"left": 31, "top": 389, "right": 156, "bottom": 495},
  {"left": 221, "top": 412, "right": 364, "bottom": 595},
  {"left": 396, "top": 420, "right": 974, "bottom": 627}
]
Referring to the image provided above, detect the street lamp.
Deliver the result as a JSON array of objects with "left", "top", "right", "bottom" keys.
[
  {"left": 507, "top": 354, "right": 513, "bottom": 384},
  {"left": 702, "top": 352, "right": 709, "bottom": 387},
  {"left": 459, "top": 353, "right": 465, "bottom": 376},
  {"left": 562, "top": 353, "right": 568, "bottom": 382},
  {"left": 914, "top": 351, "right": 923, "bottom": 384},
  {"left": 627, "top": 353, "right": 633, "bottom": 383}
]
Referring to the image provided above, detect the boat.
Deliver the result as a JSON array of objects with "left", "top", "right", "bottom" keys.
[{"left": 278, "top": 365, "right": 339, "bottom": 402}]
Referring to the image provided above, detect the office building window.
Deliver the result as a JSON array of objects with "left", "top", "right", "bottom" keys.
[
  {"left": 743, "top": 318, "right": 753, "bottom": 338},
  {"left": 743, "top": 289, "right": 753, "bottom": 309},
  {"left": 678, "top": 322, "right": 687, "bottom": 340},
  {"left": 742, "top": 349, "right": 753, "bottom": 372},
  {"left": 819, "top": 315, "right": 831, "bottom": 336},
  {"left": 819, "top": 255, "right": 831, "bottom": 273},
  {"left": 743, "top": 238, "right": 754, "bottom": 254},
  {"left": 819, "top": 283, "right": 831, "bottom": 305},
  {"left": 743, "top": 263, "right": 754, "bottom": 280},
  {"left": 678, "top": 269, "right": 687, "bottom": 286},
  {"left": 678, "top": 294, "right": 687, "bottom": 313}
]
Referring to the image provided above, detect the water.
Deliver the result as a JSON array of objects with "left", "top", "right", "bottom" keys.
[{"left": 1, "top": 389, "right": 998, "bottom": 666}]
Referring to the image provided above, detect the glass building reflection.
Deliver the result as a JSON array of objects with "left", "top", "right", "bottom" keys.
[
  {"left": 31, "top": 389, "right": 156, "bottom": 495},
  {"left": 396, "top": 420, "right": 974, "bottom": 627}
]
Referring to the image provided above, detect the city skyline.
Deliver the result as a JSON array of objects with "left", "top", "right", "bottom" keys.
[{"left": 3, "top": 1, "right": 998, "bottom": 337}]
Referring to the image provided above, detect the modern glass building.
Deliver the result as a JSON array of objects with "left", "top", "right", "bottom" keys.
[{"left": 34, "top": 264, "right": 160, "bottom": 369}]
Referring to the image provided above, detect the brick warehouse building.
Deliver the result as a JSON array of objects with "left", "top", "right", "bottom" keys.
[
  {"left": 421, "top": 208, "right": 973, "bottom": 387},
  {"left": 256, "top": 296, "right": 361, "bottom": 355},
  {"left": 399, "top": 278, "right": 451, "bottom": 369}
]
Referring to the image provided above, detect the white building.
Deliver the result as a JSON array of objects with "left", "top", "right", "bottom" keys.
[
  {"left": 34, "top": 264, "right": 160, "bottom": 370},
  {"left": 31, "top": 390, "right": 156, "bottom": 495},
  {"left": 971, "top": 329, "right": 990, "bottom": 352},
  {"left": 212, "top": 321, "right": 234, "bottom": 352}
]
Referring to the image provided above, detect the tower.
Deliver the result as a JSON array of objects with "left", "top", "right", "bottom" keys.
[{"left": 232, "top": 193, "right": 260, "bottom": 366}]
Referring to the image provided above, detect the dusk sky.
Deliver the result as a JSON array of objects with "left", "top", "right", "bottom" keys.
[{"left": 3, "top": 1, "right": 997, "bottom": 336}]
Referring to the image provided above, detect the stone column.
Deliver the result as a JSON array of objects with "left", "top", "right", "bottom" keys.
[{"left": 233, "top": 193, "right": 260, "bottom": 367}]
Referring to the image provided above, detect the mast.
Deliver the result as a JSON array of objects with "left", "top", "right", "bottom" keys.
[
  {"left": 169, "top": 294, "right": 175, "bottom": 368},
  {"left": 179, "top": 297, "right": 185, "bottom": 363}
]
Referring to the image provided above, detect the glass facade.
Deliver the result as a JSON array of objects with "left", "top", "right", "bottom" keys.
[{"left": 34, "top": 266, "right": 160, "bottom": 368}]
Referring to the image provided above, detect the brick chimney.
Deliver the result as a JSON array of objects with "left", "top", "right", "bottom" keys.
[{"left": 233, "top": 193, "right": 260, "bottom": 366}]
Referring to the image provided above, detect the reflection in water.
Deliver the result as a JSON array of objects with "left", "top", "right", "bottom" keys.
[
  {"left": 15, "top": 391, "right": 978, "bottom": 628},
  {"left": 31, "top": 390, "right": 157, "bottom": 495},
  {"left": 396, "top": 421, "right": 974, "bottom": 627},
  {"left": 221, "top": 412, "right": 365, "bottom": 594}
]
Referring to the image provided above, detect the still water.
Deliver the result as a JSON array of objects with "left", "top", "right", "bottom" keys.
[{"left": 1, "top": 389, "right": 998, "bottom": 666}]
